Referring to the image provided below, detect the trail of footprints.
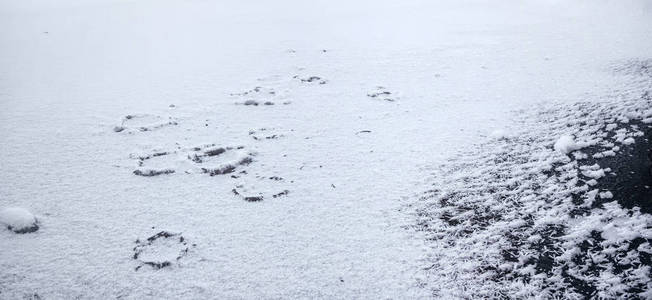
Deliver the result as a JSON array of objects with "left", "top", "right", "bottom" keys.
[
  {"left": 231, "top": 72, "right": 329, "bottom": 106},
  {"left": 113, "top": 64, "right": 397, "bottom": 270}
]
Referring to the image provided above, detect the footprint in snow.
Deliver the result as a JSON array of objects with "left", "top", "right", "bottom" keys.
[
  {"left": 367, "top": 86, "right": 397, "bottom": 102},
  {"left": 189, "top": 145, "right": 254, "bottom": 176},
  {"left": 131, "top": 150, "right": 177, "bottom": 177},
  {"left": 248, "top": 127, "right": 293, "bottom": 141},
  {"left": 232, "top": 86, "right": 291, "bottom": 106},
  {"left": 231, "top": 175, "right": 291, "bottom": 202},
  {"left": 113, "top": 114, "right": 178, "bottom": 133},
  {"left": 232, "top": 72, "right": 325, "bottom": 107},
  {"left": 294, "top": 75, "right": 327, "bottom": 85},
  {"left": 133, "top": 231, "right": 195, "bottom": 271},
  {"left": 131, "top": 144, "right": 255, "bottom": 177}
]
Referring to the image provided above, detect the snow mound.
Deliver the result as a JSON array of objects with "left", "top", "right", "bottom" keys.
[
  {"left": 133, "top": 231, "right": 193, "bottom": 271},
  {"left": 489, "top": 129, "right": 512, "bottom": 140},
  {"left": 0, "top": 207, "right": 39, "bottom": 234},
  {"left": 554, "top": 135, "right": 580, "bottom": 154}
]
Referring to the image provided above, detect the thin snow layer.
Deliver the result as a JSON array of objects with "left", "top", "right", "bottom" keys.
[
  {"left": 410, "top": 60, "right": 652, "bottom": 298},
  {"left": 0, "top": 207, "right": 38, "bottom": 233},
  {"left": 1, "top": 0, "right": 652, "bottom": 298}
]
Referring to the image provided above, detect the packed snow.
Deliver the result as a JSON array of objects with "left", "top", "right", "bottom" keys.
[{"left": 1, "top": 0, "right": 651, "bottom": 298}]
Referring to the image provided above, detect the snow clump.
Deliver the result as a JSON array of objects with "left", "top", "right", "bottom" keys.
[
  {"left": 554, "top": 135, "right": 581, "bottom": 154},
  {"left": 0, "top": 207, "right": 39, "bottom": 233}
]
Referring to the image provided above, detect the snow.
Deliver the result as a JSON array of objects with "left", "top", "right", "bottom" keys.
[
  {"left": 554, "top": 135, "right": 580, "bottom": 154},
  {"left": 605, "top": 123, "right": 618, "bottom": 131},
  {"left": 0, "top": 207, "right": 38, "bottom": 233},
  {"left": 1, "top": 0, "right": 651, "bottom": 298},
  {"left": 489, "top": 129, "right": 512, "bottom": 140},
  {"left": 582, "top": 169, "right": 606, "bottom": 179},
  {"left": 410, "top": 63, "right": 652, "bottom": 297},
  {"left": 622, "top": 137, "right": 636, "bottom": 145}
]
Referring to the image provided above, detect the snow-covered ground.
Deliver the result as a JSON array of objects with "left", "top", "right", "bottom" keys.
[
  {"left": 411, "top": 66, "right": 652, "bottom": 298},
  {"left": 1, "top": 0, "right": 651, "bottom": 298}
]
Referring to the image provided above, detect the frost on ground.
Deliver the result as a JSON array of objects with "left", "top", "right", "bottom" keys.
[
  {"left": 0, "top": 207, "right": 39, "bottom": 234},
  {"left": 409, "top": 59, "right": 652, "bottom": 298}
]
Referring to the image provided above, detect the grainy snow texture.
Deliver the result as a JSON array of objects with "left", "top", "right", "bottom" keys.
[
  {"left": 410, "top": 62, "right": 652, "bottom": 298},
  {"left": 1, "top": 0, "right": 651, "bottom": 299}
]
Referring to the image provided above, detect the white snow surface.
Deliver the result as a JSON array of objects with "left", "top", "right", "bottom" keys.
[{"left": 1, "top": 0, "right": 652, "bottom": 298}]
